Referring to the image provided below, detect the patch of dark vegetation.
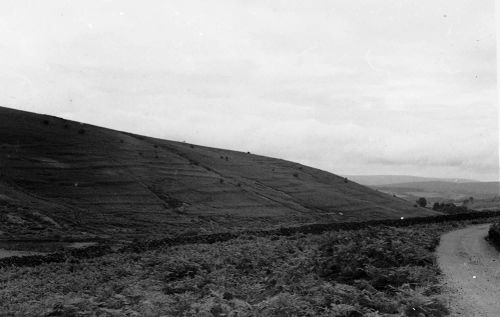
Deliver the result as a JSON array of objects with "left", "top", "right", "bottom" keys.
[
  {"left": 148, "top": 186, "right": 185, "bottom": 210},
  {"left": 432, "top": 202, "right": 469, "bottom": 214},
  {"left": 5, "top": 218, "right": 495, "bottom": 316},
  {"left": 487, "top": 222, "right": 500, "bottom": 250},
  {"left": 77, "top": 128, "right": 86, "bottom": 135},
  {"left": 189, "top": 159, "right": 199, "bottom": 166},
  {"left": 416, "top": 197, "right": 427, "bottom": 208},
  {"left": 0, "top": 244, "right": 111, "bottom": 269},
  {"left": 42, "top": 119, "right": 50, "bottom": 126},
  {"left": 293, "top": 172, "right": 299, "bottom": 178}
]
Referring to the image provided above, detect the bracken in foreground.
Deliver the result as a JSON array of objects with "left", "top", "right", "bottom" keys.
[{"left": 1, "top": 218, "right": 497, "bottom": 316}]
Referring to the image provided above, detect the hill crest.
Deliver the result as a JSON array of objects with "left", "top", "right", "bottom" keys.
[{"left": 0, "top": 106, "right": 440, "bottom": 240}]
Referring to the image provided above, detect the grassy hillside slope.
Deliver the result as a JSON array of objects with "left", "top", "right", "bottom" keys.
[{"left": 0, "top": 107, "right": 440, "bottom": 239}]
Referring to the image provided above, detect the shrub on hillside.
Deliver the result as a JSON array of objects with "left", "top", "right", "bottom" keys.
[
  {"left": 432, "top": 202, "right": 468, "bottom": 214},
  {"left": 488, "top": 222, "right": 500, "bottom": 249},
  {"left": 416, "top": 197, "right": 427, "bottom": 208}
]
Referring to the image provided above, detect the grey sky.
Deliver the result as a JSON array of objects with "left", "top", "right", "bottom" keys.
[{"left": 1, "top": 0, "right": 498, "bottom": 181}]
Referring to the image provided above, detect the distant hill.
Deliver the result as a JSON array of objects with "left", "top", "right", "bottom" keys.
[
  {"left": 344, "top": 175, "right": 477, "bottom": 186},
  {"left": 374, "top": 181, "right": 500, "bottom": 209},
  {"left": 0, "top": 107, "right": 440, "bottom": 240}
]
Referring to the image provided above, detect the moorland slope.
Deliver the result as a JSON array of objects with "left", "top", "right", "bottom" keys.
[{"left": 0, "top": 107, "right": 440, "bottom": 239}]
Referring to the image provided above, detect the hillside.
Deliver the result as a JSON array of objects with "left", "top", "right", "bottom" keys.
[
  {"left": 0, "top": 107, "right": 440, "bottom": 240},
  {"left": 344, "top": 175, "right": 477, "bottom": 186}
]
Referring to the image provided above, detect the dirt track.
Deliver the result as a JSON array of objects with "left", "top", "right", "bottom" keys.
[{"left": 437, "top": 224, "right": 500, "bottom": 316}]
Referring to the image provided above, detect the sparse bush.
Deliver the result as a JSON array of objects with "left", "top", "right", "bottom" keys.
[
  {"left": 488, "top": 223, "right": 500, "bottom": 249},
  {"left": 432, "top": 202, "right": 468, "bottom": 214},
  {"left": 293, "top": 173, "right": 299, "bottom": 178},
  {"left": 42, "top": 119, "right": 50, "bottom": 125},
  {"left": 416, "top": 197, "right": 427, "bottom": 208},
  {"left": 78, "top": 128, "right": 86, "bottom": 135}
]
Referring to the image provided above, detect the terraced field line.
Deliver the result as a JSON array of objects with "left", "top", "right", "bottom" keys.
[{"left": 437, "top": 223, "right": 500, "bottom": 316}]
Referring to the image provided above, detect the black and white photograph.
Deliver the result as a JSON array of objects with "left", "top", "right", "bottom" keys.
[{"left": 0, "top": 1, "right": 498, "bottom": 316}]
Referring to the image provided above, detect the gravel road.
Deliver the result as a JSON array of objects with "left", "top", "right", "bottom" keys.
[{"left": 437, "top": 224, "right": 500, "bottom": 316}]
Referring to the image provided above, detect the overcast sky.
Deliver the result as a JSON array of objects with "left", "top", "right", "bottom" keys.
[{"left": 1, "top": 0, "right": 498, "bottom": 181}]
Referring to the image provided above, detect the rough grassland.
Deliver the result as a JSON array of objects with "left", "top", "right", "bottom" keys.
[
  {"left": 2, "top": 218, "right": 496, "bottom": 317},
  {"left": 0, "top": 106, "right": 439, "bottom": 240}
]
